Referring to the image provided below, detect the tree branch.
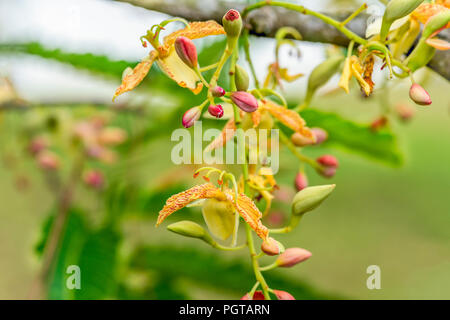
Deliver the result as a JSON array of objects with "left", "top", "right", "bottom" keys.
[{"left": 115, "top": 0, "right": 449, "bottom": 81}]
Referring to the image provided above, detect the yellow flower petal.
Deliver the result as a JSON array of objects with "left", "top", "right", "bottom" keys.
[
  {"left": 412, "top": 3, "right": 450, "bottom": 25},
  {"left": 159, "top": 21, "right": 225, "bottom": 57},
  {"left": 279, "top": 68, "right": 303, "bottom": 82},
  {"left": 232, "top": 192, "right": 269, "bottom": 240},
  {"left": 338, "top": 57, "right": 352, "bottom": 94},
  {"left": 157, "top": 183, "right": 224, "bottom": 226},
  {"left": 157, "top": 50, "right": 203, "bottom": 94},
  {"left": 261, "top": 100, "right": 314, "bottom": 139},
  {"left": 113, "top": 50, "right": 158, "bottom": 101}
]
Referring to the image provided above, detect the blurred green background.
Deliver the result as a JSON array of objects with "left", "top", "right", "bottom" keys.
[{"left": 0, "top": 0, "right": 449, "bottom": 300}]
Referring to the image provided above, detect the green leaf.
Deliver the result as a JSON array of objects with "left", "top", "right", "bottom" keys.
[
  {"left": 129, "top": 245, "right": 341, "bottom": 300},
  {"left": 74, "top": 228, "right": 121, "bottom": 300},
  {"left": 301, "top": 109, "right": 403, "bottom": 166}
]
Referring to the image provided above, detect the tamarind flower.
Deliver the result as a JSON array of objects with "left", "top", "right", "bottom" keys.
[
  {"left": 338, "top": 56, "right": 373, "bottom": 96},
  {"left": 157, "top": 183, "right": 269, "bottom": 240},
  {"left": 113, "top": 21, "right": 225, "bottom": 100}
]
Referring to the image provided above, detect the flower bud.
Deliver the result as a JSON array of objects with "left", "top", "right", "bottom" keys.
[
  {"left": 208, "top": 104, "right": 224, "bottom": 118},
  {"left": 291, "top": 132, "right": 314, "bottom": 147},
  {"left": 311, "top": 127, "right": 328, "bottom": 145},
  {"left": 235, "top": 64, "right": 249, "bottom": 91},
  {"left": 241, "top": 291, "right": 265, "bottom": 300},
  {"left": 211, "top": 86, "right": 225, "bottom": 97},
  {"left": 222, "top": 9, "right": 242, "bottom": 38},
  {"left": 294, "top": 172, "right": 308, "bottom": 191},
  {"left": 409, "top": 83, "right": 432, "bottom": 106},
  {"left": 174, "top": 36, "right": 198, "bottom": 69},
  {"left": 261, "top": 237, "right": 283, "bottom": 256},
  {"left": 98, "top": 128, "right": 127, "bottom": 146},
  {"left": 273, "top": 290, "right": 295, "bottom": 300},
  {"left": 317, "top": 154, "right": 339, "bottom": 168},
  {"left": 370, "top": 116, "right": 388, "bottom": 131},
  {"left": 28, "top": 136, "right": 48, "bottom": 155},
  {"left": 230, "top": 91, "right": 258, "bottom": 113},
  {"left": 182, "top": 106, "right": 201, "bottom": 128},
  {"left": 83, "top": 169, "right": 104, "bottom": 189},
  {"left": 276, "top": 248, "right": 312, "bottom": 267},
  {"left": 37, "top": 151, "right": 60, "bottom": 170},
  {"left": 320, "top": 167, "right": 337, "bottom": 178},
  {"left": 291, "top": 184, "right": 336, "bottom": 216},
  {"left": 167, "top": 220, "right": 214, "bottom": 245},
  {"left": 396, "top": 103, "right": 414, "bottom": 122}
]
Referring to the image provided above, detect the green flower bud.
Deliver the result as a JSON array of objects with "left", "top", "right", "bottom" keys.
[
  {"left": 422, "top": 10, "right": 450, "bottom": 39},
  {"left": 167, "top": 220, "right": 214, "bottom": 245},
  {"left": 222, "top": 9, "right": 242, "bottom": 38},
  {"left": 235, "top": 64, "right": 249, "bottom": 91},
  {"left": 305, "top": 56, "right": 344, "bottom": 105},
  {"left": 380, "top": 0, "right": 424, "bottom": 41},
  {"left": 291, "top": 184, "right": 336, "bottom": 216}
]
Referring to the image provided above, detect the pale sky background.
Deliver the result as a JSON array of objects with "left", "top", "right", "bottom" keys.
[{"left": 0, "top": 0, "right": 384, "bottom": 103}]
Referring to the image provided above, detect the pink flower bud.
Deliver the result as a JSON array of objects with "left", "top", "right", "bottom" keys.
[
  {"left": 208, "top": 104, "right": 224, "bottom": 118},
  {"left": 320, "top": 166, "right": 337, "bottom": 178},
  {"left": 83, "top": 169, "right": 104, "bottom": 189},
  {"left": 241, "top": 291, "right": 265, "bottom": 300},
  {"left": 230, "top": 91, "right": 258, "bottom": 113},
  {"left": 294, "top": 172, "right": 308, "bottom": 191},
  {"left": 211, "top": 86, "right": 225, "bottom": 97},
  {"left": 261, "top": 237, "right": 281, "bottom": 256},
  {"left": 174, "top": 36, "right": 198, "bottom": 69},
  {"left": 317, "top": 154, "right": 339, "bottom": 168},
  {"left": 311, "top": 127, "right": 328, "bottom": 145},
  {"left": 273, "top": 290, "right": 295, "bottom": 300},
  {"left": 291, "top": 132, "right": 314, "bottom": 147},
  {"left": 267, "top": 210, "right": 285, "bottom": 227},
  {"left": 28, "top": 136, "right": 48, "bottom": 155},
  {"left": 396, "top": 103, "right": 414, "bottom": 122},
  {"left": 37, "top": 151, "right": 59, "bottom": 170},
  {"left": 409, "top": 83, "right": 432, "bottom": 106},
  {"left": 370, "top": 116, "right": 388, "bottom": 132},
  {"left": 222, "top": 9, "right": 242, "bottom": 38},
  {"left": 182, "top": 107, "right": 201, "bottom": 128},
  {"left": 276, "top": 248, "right": 312, "bottom": 267}
]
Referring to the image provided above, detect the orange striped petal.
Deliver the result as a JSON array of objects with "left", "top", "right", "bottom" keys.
[
  {"left": 231, "top": 192, "right": 269, "bottom": 240},
  {"left": 157, "top": 183, "right": 223, "bottom": 226},
  {"left": 159, "top": 21, "right": 225, "bottom": 57},
  {"left": 113, "top": 50, "right": 158, "bottom": 101},
  {"left": 425, "top": 37, "right": 450, "bottom": 50},
  {"left": 261, "top": 100, "right": 314, "bottom": 139},
  {"left": 412, "top": 4, "right": 450, "bottom": 25},
  {"left": 204, "top": 118, "right": 236, "bottom": 152}
]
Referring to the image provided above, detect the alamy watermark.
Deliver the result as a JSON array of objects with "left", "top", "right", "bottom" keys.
[
  {"left": 171, "top": 121, "right": 280, "bottom": 174},
  {"left": 66, "top": 265, "right": 81, "bottom": 290},
  {"left": 366, "top": 265, "right": 381, "bottom": 290}
]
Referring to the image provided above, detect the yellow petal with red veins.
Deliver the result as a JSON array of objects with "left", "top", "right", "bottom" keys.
[
  {"left": 261, "top": 100, "right": 314, "bottom": 139},
  {"left": 425, "top": 37, "right": 450, "bottom": 50},
  {"left": 412, "top": 4, "right": 450, "bottom": 25},
  {"left": 157, "top": 183, "right": 224, "bottom": 226},
  {"left": 157, "top": 50, "right": 203, "bottom": 94},
  {"left": 159, "top": 21, "right": 226, "bottom": 57},
  {"left": 232, "top": 192, "right": 269, "bottom": 240},
  {"left": 113, "top": 50, "right": 158, "bottom": 101},
  {"left": 204, "top": 118, "right": 236, "bottom": 152}
]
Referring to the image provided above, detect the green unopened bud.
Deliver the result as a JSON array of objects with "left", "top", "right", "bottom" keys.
[
  {"left": 305, "top": 56, "right": 344, "bottom": 105},
  {"left": 222, "top": 9, "right": 242, "bottom": 38},
  {"left": 380, "top": 0, "right": 424, "bottom": 41},
  {"left": 235, "top": 64, "right": 249, "bottom": 91},
  {"left": 291, "top": 184, "right": 336, "bottom": 216},
  {"left": 167, "top": 220, "right": 214, "bottom": 245}
]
